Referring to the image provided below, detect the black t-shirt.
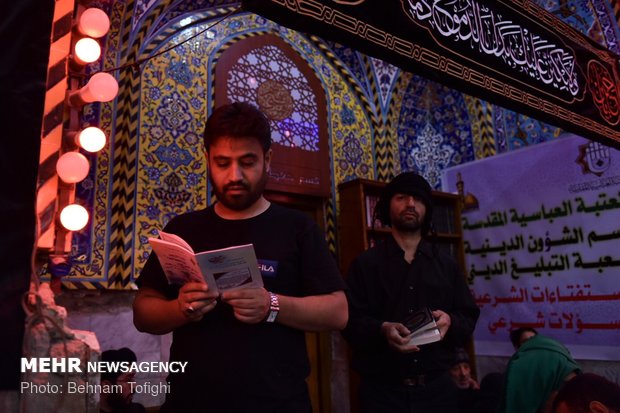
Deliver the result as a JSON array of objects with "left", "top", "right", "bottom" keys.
[{"left": 138, "top": 204, "right": 345, "bottom": 412}]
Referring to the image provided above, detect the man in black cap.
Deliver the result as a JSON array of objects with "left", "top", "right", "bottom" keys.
[
  {"left": 449, "top": 347, "right": 480, "bottom": 413},
  {"left": 342, "top": 172, "right": 480, "bottom": 413},
  {"left": 449, "top": 348, "right": 478, "bottom": 391}
]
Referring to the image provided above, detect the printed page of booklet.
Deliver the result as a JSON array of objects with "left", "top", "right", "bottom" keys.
[
  {"left": 148, "top": 230, "right": 264, "bottom": 295},
  {"left": 148, "top": 232, "right": 204, "bottom": 285}
]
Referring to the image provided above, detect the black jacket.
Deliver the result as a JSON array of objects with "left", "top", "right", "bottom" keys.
[{"left": 342, "top": 237, "right": 480, "bottom": 382}]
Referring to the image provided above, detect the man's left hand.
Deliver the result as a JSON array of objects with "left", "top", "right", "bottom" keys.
[
  {"left": 221, "top": 288, "right": 270, "bottom": 324},
  {"left": 432, "top": 309, "right": 451, "bottom": 338}
]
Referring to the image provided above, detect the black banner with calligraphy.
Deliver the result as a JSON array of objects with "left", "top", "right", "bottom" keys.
[{"left": 242, "top": 0, "right": 620, "bottom": 148}]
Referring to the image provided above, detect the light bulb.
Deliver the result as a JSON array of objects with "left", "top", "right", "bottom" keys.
[
  {"left": 74, "top": 37, "right": 101, "bottom": 64},
  {"left": 60, "top": 204, "right": 89, "bottom": 231},
  {"left": 67, "top": 72, "right": 119, "bottom": 107},
  {"left": 83, "top": 72, "right": 118, "bottom": 102},
  {"left": 81, "top": 72, "right": 118, "bottom": 103},
  {"left": 77, "top": 8, "right": 110, "bottom": 38},
  {"left": 77, "top": 127, "right": 106, "bottom": 152},
  {"left": 56, "top": 152, "right": 90, "bottom": 183}
]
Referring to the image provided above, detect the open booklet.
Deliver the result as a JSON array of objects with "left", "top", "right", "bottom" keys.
[
  {"left": 147, "top": 230, "right": 263, "bottom": 295},
  {"left": 402, "top": 306, "right": 441, "bottom": 346}
]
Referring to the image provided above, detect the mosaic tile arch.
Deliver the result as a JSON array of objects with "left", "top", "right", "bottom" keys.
[
  {"left": 63, "top": 10, "right": 377, "bottom": 288},
  {"left": 213, "top": 32, "right": 332, "bottom": 198},
  {"left": 306, "top": 35, "right": 406, "bottom": 182},
  {"left": 59, "top": 0, "right": 620, "bottom": 288}
]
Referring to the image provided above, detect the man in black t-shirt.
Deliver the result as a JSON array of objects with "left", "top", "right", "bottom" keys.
[{"left": 134, "top": 102, "right": 347, "bottom": 413}]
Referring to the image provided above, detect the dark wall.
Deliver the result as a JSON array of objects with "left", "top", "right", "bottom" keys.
[{"left": 0, "top": 0, "right": 55, "bottom": 389}]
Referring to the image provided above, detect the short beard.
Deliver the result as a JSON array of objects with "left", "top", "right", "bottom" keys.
[
  {"left": 209, "top": 168, "right": 268, "bottom": 211},
  {"left": 390, "top": 211, "right": 423, "bottom": 233},
  {"left": 392, "top": 218, "right": 422, "bottom": 233}
]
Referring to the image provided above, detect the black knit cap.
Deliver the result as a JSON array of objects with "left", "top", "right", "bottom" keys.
[
  {"left": 379, "top": 172, "right": 434, "bottom": 231},
  {"left": 385, "top": 172, "right": 433, "bottom": 209},
  {"left": 452, "top": 347, "right": 470, "bottom": 366}
]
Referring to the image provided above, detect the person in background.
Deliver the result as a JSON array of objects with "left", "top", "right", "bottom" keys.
[
  {"left": 449, "top": 348, "right": 479, "bottom": 391},
  {"left": 471, "top": 372, "right": 504, "bottom": 413},
  {"left": 99, "top": 348, "right": 146, "bottom": 413},
  {"left": 448, "top": 348, "right": 479, "bottom": 413},
  {"left": 342, "top": 172, "right": 480, "bottom": 413},
  {"left": 498, "top": 334, "right": 581, "bottom": 413},
  {"left": 447, "top": 347, "right": 505, "bottom": 413},
  {"left": 551, "top": 373, "right": 620, "bottom": 413},
  {"left": 509, "top": 327, "right": 538, "bottom": 350},
  {"left": 133, "top": 102, "right": 347, "bottom": 413}
]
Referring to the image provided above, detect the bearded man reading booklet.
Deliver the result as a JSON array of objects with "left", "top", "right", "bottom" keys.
[{"left": 133, "top": 102, "right": 347, "bottom": 413}]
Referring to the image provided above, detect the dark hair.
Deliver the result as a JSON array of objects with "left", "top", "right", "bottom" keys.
[
  {"left": 509, "top": 327, "right": 537, "bottom": 349},
  {"left": 551, "top": 373, "right": 620, "bottom": 413},
  {"left": 375, "top": 172, "right": 434, "bottom": 234},
  {"left": 451, "top": 347, "right": 470, "bottom": 366},
  {"left": 480, "top": 372, "right": 504, "bottom": 394},
  {"left": 203, "top": 102, "right": 271, "bottom": 153},
  {"left": 100, "top": 347, "right": 137, "bottom": 383}
]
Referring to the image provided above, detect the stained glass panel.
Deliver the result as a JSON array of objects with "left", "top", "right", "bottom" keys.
[{"left": 227, "top": 45, "right": 320, "bottom": 152}]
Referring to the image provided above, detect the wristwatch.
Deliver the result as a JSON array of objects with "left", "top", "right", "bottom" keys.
[{"left": 265, "top": 292, "right": 280, "bottom": 323}]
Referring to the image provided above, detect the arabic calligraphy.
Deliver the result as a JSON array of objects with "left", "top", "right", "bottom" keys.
[
  {"left": 403, "top": 0, "right": 579, "bottom": 96},
  {"left": 575, "top": 192, "right": 620, "bottom": 216},
  {"left": 487, "top": 311, "right": 620, "bottom": 334},
  {"left": 587, "top": 60, "right": 620, "bottom": 125},
  {"left": 466, "top": 228, "right": 619, "bottom": 258},
  {"left": 462, "top": 192, "right": 620, "bottom": 230},
  {"left": 588, "top": 229, "right": 620, "bottom": 247},
  {"left": 464, "top": 227, "right": 587, "bottom": 258},
  {"left": 267, "top": 170, "right": 320, "bottom": 186},
  {"left": 256, "top": 79, "right": 294, "bottom": 121},
  {"left": 475, "top": 284, "right": 620, "bottom": 308},
  {"left": 468, "top": 251, "right": 620, "bottom": 281},
  {"left": 568, "top": 174, "right": 620, "bottom": 193}
]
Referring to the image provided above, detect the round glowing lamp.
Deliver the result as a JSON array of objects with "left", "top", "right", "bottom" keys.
[
  {"left": 77, "top": 8, "right": 110, "bottom": 38},
  {"left": 56, "top": 152, "right": 90, "bottom": 183},
  {"left": 74, "top": 37, "right": 101, "bottom": 64},
  {"left": 81, "top": 72, "right": 118, "bottom": 102},
  {"left": 60, "top": 204, "right": 89, "bottom": 231},
  {"left": 77, "top": 127, "right": 106, "bottom": 152},
  {"left": 68, "top": 72, "right": 118, "bottom": 107}
]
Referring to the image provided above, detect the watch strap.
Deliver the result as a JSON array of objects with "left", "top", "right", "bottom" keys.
[{"left": 265, "top": 292, "right": 279, "bottom": 323}]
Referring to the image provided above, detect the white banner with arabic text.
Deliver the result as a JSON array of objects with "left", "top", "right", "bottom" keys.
[{"left": 443, "top": 135, "right": 620, "bottom": 360}]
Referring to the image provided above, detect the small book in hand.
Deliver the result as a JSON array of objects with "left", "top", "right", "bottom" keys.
[
  {"left": 147, "top": 230, "right": 263, "bottom": 295},
  {"left": 402, "top": 307, "right": 441, "bottom": 346}
]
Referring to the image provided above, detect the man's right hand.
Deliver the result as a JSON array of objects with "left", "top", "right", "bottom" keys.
[
  {"left": 381, "top": 321, "right": 421, "bottom": 353},
  {"left": 177, "top": 282, "right": 219, "bottom": 321}
]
